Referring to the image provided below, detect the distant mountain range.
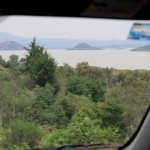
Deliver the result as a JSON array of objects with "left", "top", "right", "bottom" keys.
[
  {"left": 67, "top": 43, "right": 102, "bottom": 50},
  {"left": 131, "top": 44, "right": 150, "bottom": 52},
  {"left": 0, "top": 32, "right": 150, "bottom": 50}
]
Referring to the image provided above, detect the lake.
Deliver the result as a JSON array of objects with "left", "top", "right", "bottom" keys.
[{"left": 0, "top": 49, "right": 150, "bottom": 70}]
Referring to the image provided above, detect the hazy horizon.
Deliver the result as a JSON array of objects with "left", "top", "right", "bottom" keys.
[{"left": 0, "top": 31, "right": 150, "bottom": 49}]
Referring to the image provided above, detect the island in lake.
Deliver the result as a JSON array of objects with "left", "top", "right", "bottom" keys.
[
  {"left": 67, "top": 43, "right": 102, "bottom": 50},
  {"left": 0, "top": 41, "right": 25, "bottom": 50},
  {"left": 131, "top": 44, "right": 150, "bottom": 52}
]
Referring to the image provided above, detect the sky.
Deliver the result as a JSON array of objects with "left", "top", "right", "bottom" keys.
[{"left": 0, "top": 16, "right": 149, "bottom": 40}]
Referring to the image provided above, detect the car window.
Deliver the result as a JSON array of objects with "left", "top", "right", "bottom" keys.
[{"left": 0, "top": 16, "right": 149, "bottom": 150}]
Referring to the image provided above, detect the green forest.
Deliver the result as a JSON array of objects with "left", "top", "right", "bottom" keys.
[{"left": 0, "top": 38, "right": 149, "bottom": 150}]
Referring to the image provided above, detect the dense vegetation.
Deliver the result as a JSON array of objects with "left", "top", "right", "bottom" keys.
[{"left": 0, "top": 39, "right": 149, "bottom": 150}]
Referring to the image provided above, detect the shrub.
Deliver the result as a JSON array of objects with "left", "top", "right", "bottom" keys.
[
  {"left": 45, "top": 116, "right": 120, "bottom": 146},
  {"left": 3, "top": 120, "right": 43, "bottom": 149}
]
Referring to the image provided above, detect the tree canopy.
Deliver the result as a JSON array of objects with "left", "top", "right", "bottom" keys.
[
  {"left": 23, "top": 38, "right": 57, "bottom": 87},
  {"left": 0, "top": 39, "right": 149, "bottom": 149}
]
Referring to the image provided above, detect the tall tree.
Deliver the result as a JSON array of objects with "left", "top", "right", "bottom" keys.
[{"left": 23, "top": 38, "right": 57, "bottom": 87}]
